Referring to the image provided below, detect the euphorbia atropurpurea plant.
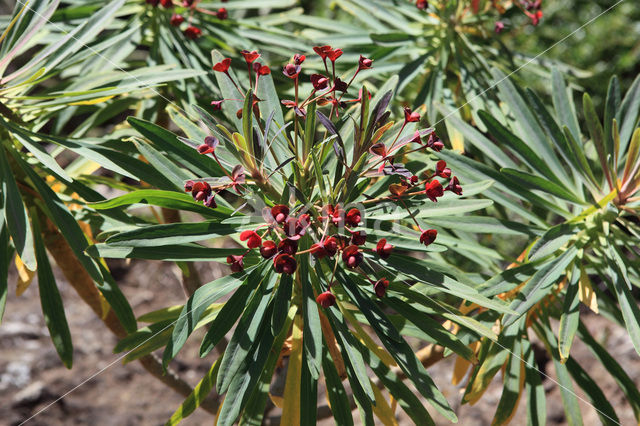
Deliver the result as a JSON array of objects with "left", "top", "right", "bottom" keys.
[{"left": 90, "top": 47, "right": 516, "bottom": 424}]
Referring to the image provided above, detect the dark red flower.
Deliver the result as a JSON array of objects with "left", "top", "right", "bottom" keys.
[
  {"left": 327, "top": 48, "right": 343, "bottom": 62},
  {"left": 257, "top": 65, "right": 271, "bottom": 75},
  {"left": 426, "top": 133, "right": 444, "bottom": 151},
  {"left": 183, "top": 26, "right": 202, "bottom": 39},
  {"left": 311, "top": 236, "right": 338, "bottom": 259},
  {"left": 293, "top": 54, "right": 306, "bottom": 65},
  {"left": 404, "top": 107, "right": 420, "bottom": 123},
  {"left": 345, "top": 208, "right": 362, "bottom": 227},
  {"left": 342, "top": 245, "right": 363, "bottom": 269},
  {"left": 271, "top": 205, "right": 290, "bottom": 224},
  {"left": 313, "top": 45, "right": 332, "bottom": 60},
  {"left": 203, "top": 194, "right": 217, "bottom": 208},
  {"left": 323, "top": 204, "right": 344, "bottom": 226},
  {"left": 184, "top": 180, "right": 194, "bottom": 191},
  {"left": 196, "top": 135, "right": 219, "bottom": 154},
  {"left": 374, "top": 278, "right": 390, "bottom": 298},
  {"left": 216, "top": 8, "right": 228, "bottom": 20},
  {"left": 278, "top": 238, "right": 299, "bottom": 255},
  {"left": 241, "top": 50, "right": 260, "bottom": 64},
  {"left": 333, "top": 77, "right": 348, "bottom": 93},
  {"left": 211, "top": 100, "right": 224, "bottom": 110},
  {"left": 419, "top": 229, "right": 437, "bottom": 246},
  {"left": 191, "top": 181, "right": 212, "bottom": 201},
  {"left": 170, "top": 14, "right": 184, "bottom": 26},
  {"left": 435, "top": 160, "right": 451, "bottom": 178},
  {"left": 425, "top": 180, "right": 444, "bottom": 202},
  {"left": 240, "top": 230, "right": 262, "bottom": 249},
  {"left": 310, "top": 74, "right": 329, "bottom": 91},
  {"left": 160, "top": 0, "right": 172, "bottom": 7},
  {"left": 260, "top": 240, "right": 277, "bottom": 259},
  {"left": 316, "top": 291, "right": 336, "bottom": 308},
  {"left": 283, "top": 63, "right": 301, "bottom": 79},
  {"left": 351, "top": 230, "right": 366, "bottom": 246},
  {"left": 274, "top": 253, "right": 297, "bottom": 274},
  {"left": 358, "top": 55, "right": 373, "bottom": 70},
  {"left": 446, "top": 176, "right": 463, "bottom": 195},
  {"left": 376, "top": 239, "right": 393, "bottom": 259},
  {"left": 213, "top": 58, "right": 231, "bottom": 73},
  {"left": 416, "top": 0, "right": 428, "bottom": 10},
  {"left": 227, "top": 255, "right": 244, "bottom": 272},
  {"left": 324, "top": 236, "right": 338, "bottom": 257}
]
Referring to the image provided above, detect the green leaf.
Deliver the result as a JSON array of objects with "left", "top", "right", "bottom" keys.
[
  {"left": 302, "top": 258, "right": 323, "bottom": 380},
  {"left": 565, "top": 357, "right": 619, "bottom": 425},
  {"left": 504, "top": 246, "right": 578, "bottom": 326},
  {"left": 89, "top": 189, "right": 231, "bottom": 218},
  {"left": 528, "top": 222, "right": 577, "bottom": 261},
  {"left": 87, "top": 243, "right": 243, "bottom": 261},
  {"left": 105, "top": 220, "right": 238, "bottom": 247},
  {"left": 216, "top": 270, "right": 277, "bottom": 394},
  {"left": 618, "top": 73, "right": 640, "bottom": 150},
  {"left": 271, "top": 274, "right": 291, "bottom": 336},
  {"left": 322, "top": 348, "right": 354, "bottom": 426},
  {"left": 583, "top": 93, "right": 613, "bottom": 184},
  {"left": 551, "top": 68, "right": 581, "bottom": 142},
  {"left": 31, "top": 210, "right": 73, "bottom": 369},
  {"left": 132, "top": 138, "right": 192, "bottom": 191},
  {"left": 163, "top": 269, "right": 252, "bottom": 368},
  {"left": 492, "top": 339, "right": 522, "bottom": 425},
  {"left": 523, "top": 339, "right": 546, "bottom": 426},
  {"left": 165, "top": 360, "right": 221, "bottom": 426},
  {"left": 0, "top": 147, "right": 35, "bottom": 269},
  {"left": 0, "top": 226, "right": 11, "bottom": 323},
  {"left": 501, "top": 168, "right": 584, "bottom": 205},
  {"left": 424, "top": 215, "right": 534, "bottom": 236},
  {"left": 558, "top": 265, "right": 580, "bottom": 361}
]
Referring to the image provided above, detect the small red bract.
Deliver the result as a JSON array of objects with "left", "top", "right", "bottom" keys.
[
  {"left": 191, "top": 181, "right": 211, "bottom": 201},
  {"left": 211, "top": 100, "right": 224, "bottom": 110},
  {"left": 346, "top": 208, "right": 362, "bottom": 227},
  {"left": 342, "top": 245, "right": 363, "bottom": 269},
  {"left": 313, "top": 45, "right": 332, "bottom": 60},
  {"left": 160, "top": 0, "right": 172, "bottom": 7},
  {"left": 419, "top": 229, "right": 438, "bottom": 246},
  {"left": 213, "top": 58, "right": 231, "bottom": 73},
  {"left": 310, "top": 74, "right": 329, "bottom": 91},
  {"left": 196, "top": 136, "right": 219, "bottom": 154},
  {"left": 240, "top": 230, "right": 262, "bottom": 249},
  {"left": 327, "top": 48, "right": 343, "bottom": 62},
  {"left": 293, "top": 54, "right": 306, "bottom": 65},
  {"left": 416, "top": 0, "right": 428, "bottom": 10},
  {"left": 216, "top": 8, "right": 228, "bottom": 20},
  {"left": 376, "top": 239, "right": 393, "bottom": 259},
  {"left": 316, "top": 291, "right": 336, "bottom": 308},
  {"left": 351, "top": 230, "right": 366, "bottom": 246},
  {"left": 271, "top": 205, "right": 290, "bottom": 223},
  {"left": 274, "top": 253, "right": 297, "bottom": 274},
  {"left": 170, "top": 14, "right": 184, "bottom": 26},
  {"left": 183, "top": 26, "right": 202, "bottom": 39},
  {"left": 227, "top": 255, "right": 244, "bottom": 272},
  {"left": 435, "top": 160, "right": 451, "bottom": 178},
  {"left": 278, "top": 238, "right": 299, "bottom": 255},
  {"left": 260, "top": 240, "right": 277, "bottom": 258},
  {"left": 425, "top": 180, "right": 444, "bottom": 202},
  {"left": 283, "top": 63, "right": 301, "bottom": 79},
  {"left": 241, "top": 50, "right": 260, "bottom": 64},
  {"left": 374, "top": 278, "right": 390, "bottom": 298},
  {"left": 358, "top": 55, "right": 373, "bottom": 70},
  {"left": 404, "top": 107, "right": 420, "bottom": 123},
  {"left": 446, "top": 176, "right": 463, "bottom": 195}
]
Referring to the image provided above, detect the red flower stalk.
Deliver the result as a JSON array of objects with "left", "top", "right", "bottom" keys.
[
  {"left": 419, "top": 229, "right": 438, "bottom": 246},
  {"left": 240, "top": 230, "right": 262, "bottom": 249},
  {"left": 376, "top": 239, "right": 393, "bottom": 259},
  {"left": 345, "top": 208, "right": 362, "bottom": 227},
  {"left": 241, "top": 50, "right": 260, "bottom": 64},
  {"left": 170, "top": 14, "right": 184, "bottom": 26},
  {"left": 278, "top": 238, "right": 299, "bottom": 255},
  {"left": 216, "top": 8, "right": 228, "bottom": 20},
  {"left": 260, "top": 240, "right": 277, "bottom": 259},
  {"left": 310, "top": 74, "right": 329, "bottom": 91},
  {"left": 350, "top": 230, "right": 367, "bottom": 246},
  {"left": 274, "top": 253, "right": 297, "bottom": 274},
  {"left": 404, "top": 107, "right": 420, "bottom": 123},
  {"left": 425, "top": 180, "right": 444, "bottom": 202},
  {"left": 184, "top": 26, "right": 202, "bottom": 39},
  {"left": 342, "top": 245, "right": 363, "bottom": 269},
  {"left": 227, "top": 255, "right": 244, "bottom": 272},
  {"left": 213, "top": 58, "right": 231, "bottom": 73},
  {"left": 191, "top": 181, "right": 211, "bottom": 201},
  {"left": 271, "top": 204, "right": 290, "bottom": 224},
  {"left": 435, "top": 160, "right": 451, "bottom": 178},
  {"left": 358, "top": 55, "right": 373, "bottom": 70},
  {"left": 316, "top": 291, "right": 336, "bottom": 308},
  {"left": 446, "top": 176, "right": 463, "bottom": 195},
  {"left": 374, "top": 278, "right": 390, "bottom": 298},
  {"left": 197, "top": 135, "right": 219, "bottom": 154},
  {"left": 283, "top": 63, "right": 301, "bottom": 79}
]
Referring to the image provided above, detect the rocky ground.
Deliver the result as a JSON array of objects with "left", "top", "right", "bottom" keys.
[{"left": 1, "top": 258, "right": 639, "bottom": 425}]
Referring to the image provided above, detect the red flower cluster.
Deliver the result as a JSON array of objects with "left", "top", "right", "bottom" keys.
[{"left": 147, "top": 0, "right": 230, "bottom": 39}]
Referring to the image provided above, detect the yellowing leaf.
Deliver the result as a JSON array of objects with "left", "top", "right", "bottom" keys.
[
  {"left": 371, "top": 381, "right": 398, "bottom": 426},
  {"left": 269, "top": 394, "right": 284, "bottom": 409},
  {"left": 281, "top": 315, "right": 303, "bottom": 426},
  {"left": 69, "top": 95, "right": 116, "bottom": 106},
  {"left": 340, "top": 306, "right": 397, "bottom": 367},
  {"left": 450, "top": 127, "right": 465, "bottom": 153},
  {"left": 15, "top": 254, "right": 36, "bottom": 296},
  {"left": 452, "top": 353, "right": 471, "bottom": 385},
  {"left": 579, "top": 266, "right": 599, "bottom": 313}
]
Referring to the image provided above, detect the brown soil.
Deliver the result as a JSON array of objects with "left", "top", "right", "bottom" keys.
[{"left": 1, "top": 259, "right": 638, "bottom": 425}]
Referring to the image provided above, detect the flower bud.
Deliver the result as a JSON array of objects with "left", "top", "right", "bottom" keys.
[{"left": 316, "top": 291, "right": 336, "bottom": 308}]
